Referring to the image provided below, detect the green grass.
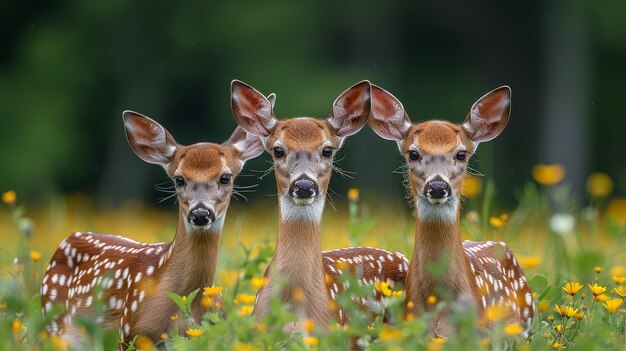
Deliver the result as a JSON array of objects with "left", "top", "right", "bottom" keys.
[{"left": 1, "top": 177, "right": 626, "bottom": 350}]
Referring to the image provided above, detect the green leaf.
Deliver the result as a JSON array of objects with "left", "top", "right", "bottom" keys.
[{"left": 529, "top": 274, "right": 549, "bottom": 294}]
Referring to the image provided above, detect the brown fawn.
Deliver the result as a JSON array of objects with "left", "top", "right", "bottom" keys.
[
  {"left": 40, "top": 111, "right": 264, "bottom": 347},
  {"left": 231, "top": 80, "right": 408, "bottom": 331},
  {"left": 368, "top": 85, "right": 534, "bottom": 336}
]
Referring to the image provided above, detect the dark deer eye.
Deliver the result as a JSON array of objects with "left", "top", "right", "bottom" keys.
[
  {"left": 322, "top": 147, "right": 333, "bottom": 158},
  {"left": 174, "top": 176, "right": 185, "bottom": 187},
  {"left": 273, "top": 147, "right": 284, "bottom": 158},
  {"left": 220, "top": 174, "right": 232, "bottom": 185},
  {"left": 408, "top": 150, "right": 420, "bottom": 161},
  {"left": 456, "top": 151, "right": 467, "bottom": 161}
]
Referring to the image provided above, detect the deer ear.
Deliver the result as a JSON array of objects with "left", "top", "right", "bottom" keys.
[
  {"left": 123, "top": 110, "right": 178, "bottom": 165},
  {"left": 462, "top": 86, "right": 511, "bottom": 143},
  {"left": 327, "top": 80, "right": 371, "bottom": 138},
  {"left": 368, "top": 84, "right": 411, "bottom": 141},
  {"left": 267, "top": 93, "right": 276, "bottom": 108},
  {"left": 231, "top": 80, "right": 277, "bottom": 138},
  {"left": 224, "top": 126, "right": 265, "bottom": 162}
]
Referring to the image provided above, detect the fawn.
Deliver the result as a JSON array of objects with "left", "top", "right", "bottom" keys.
[
  {"left": 368, "top": 84, "right": 534, "bottom": 337},
  {"left": 40, "top": 111, "right": 264, "bottom": 347},
  {"left": 231, "top": 80, "right": 408, "bottom": 331}
]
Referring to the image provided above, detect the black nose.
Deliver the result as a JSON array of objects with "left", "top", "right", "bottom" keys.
[
  {"left": 188, "top": 207, "right": 215, "bottom": 226},
  {"left": 426, "top": 179, "right": 449, "bottom": 199},
  {"left": 290, "top": 178, "right": 318, "bottom": 198}
]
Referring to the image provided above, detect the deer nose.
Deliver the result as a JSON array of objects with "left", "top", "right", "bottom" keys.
[
  {"left": 188, "top": 207, "right": 215, "bottom": 226},
  {"left": 290, "top": 177, "right": 318, "bottom": 199},
  {"left": 425, "top": 178, "right": 450, "bottom": 199}
]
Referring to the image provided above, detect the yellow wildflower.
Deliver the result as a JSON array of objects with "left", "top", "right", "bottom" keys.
[
  {"left": 134, "top": 335, "right": 154, "bottom": 351},
  {"left": 518, "top": 255, "right": 541, "bottom": 269},
  {"left": 303, "top": 336, "right": 318, "bottom": 347},
  {"left": 588, "top": 283, "right": 607, "bottom": 296},
  {"left": 489, "top": 213, "right": 509, "bottom": 228},
  {"left": 484, "top": 304, "right": 508, "bottom": 322},
  {"left": 607, "top": 198, "right": 626, "bottom": 227},
  {"left": 30, "top": 251, "right": 42, "bottom": 262},
  {"left": 611, "top": 266, "right": 626, "bottom": 277},
  {"left": 596, "top": 293, "right": 610, "bottom": 302},
  {"left": 251, "top": 277, "right": 268, "bottom": 289},
  {"left": 303, "top": 319, "right": 315, "bottom": 332},
  {"left": 613, "top": 276, "right": 626, "bottom": 285},
  {"left": 347, "top": 188, "right": 360, "bottom": 202},
  {"left": 203, "top": 286, "right": 223, "bottom": 297},
  {"left": 554, "top": 324, "right": 564, "bottom": 334},
  {"left": 406, "top": 301, "right": 415, "bottom": 310},
  {"left": 233, "top": 342, "right": 255, "bottom": 351},
  {"left": 185, "top": 328, "right": 204, "bottom": 337},
  {"left": 532, "top": 164, "right": 565, "bottom": 185},
  {"left": 2, "top": 190, "right": 16, "bottom": 205},
  {"left": 594, "top": 266, "right": 603, "bottom": 274},
  {"left": 603, "top": 298, "right": 624, "bottom": 313},
  {"left": 234, "top": 294, "right": 256, "bottom": 305},
  {"left": 552, "top": 342, "right": 565, "bottom": 350},
  {"left": 238, "top": 305, "right": 254, "bottom": 316},
  {"left": 51, "top": 335, "right": 69, "bottom": 350},
  {"left": 562, "top": 282, "right": 584, "bottom": 296},
  {"left": 201, "top": 296, "right": 213, "bottom": 308},
  {"left": 538, "top": 300, "right": 549, "bottom": 313},
  {"left": 391, "top": 290, "right": 403, "bottom": 297},
  {"left": 181, "top": 295, "right": 187, "bottom": 303},
  {"left": 427, "top": 295, "right": 437, "bottom": 305},
  {"left": 573, "top": 311, "right": 585, "bottom": 320},
  {"left": 461, "top": 175, "right": 481, "bottom": 198},
  {"left": 12, "top": 319, "right": 23, "bottom": 334},
  {"left": 379, "top": 326, "right": 403, "bottom": 342},
  {"left": 427, "top": 337, "right": 446, "bottom": 351},
  {"left": 170, "top": 314, "right": 178, "bottom": 320},
  {"left": 292, "top": 287, "right": 305, "bottom": 301},
  {"left": 374, "top": 280, "right": 392, "bottom": 297},
  {"left": 586, "top": 172, "right": 613, "bottom": 197},
  {"left": 554, "top": 305, "right": 577, "bottom": 318},
  {"left": 504, "top": 323, "right": 522, "bottom": 336},
  {"left": 160, "top": 333, "right": 168, "bottom": 341},
  {"left": 480, "top": 338, "right": 489, "bottom": 347},
  {"left": 613, "top": 286, "right": 626, "bottom": 297}
]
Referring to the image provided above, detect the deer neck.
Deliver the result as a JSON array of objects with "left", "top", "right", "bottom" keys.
[
  {"left": 406, "top": 196, "right": 476, "bottom": 312},
  {"left": 267, "top": 201, "right": 329, "bottom": 325},
  {"left": 159, "top": 211, "right": 222, "bottom": 295}
]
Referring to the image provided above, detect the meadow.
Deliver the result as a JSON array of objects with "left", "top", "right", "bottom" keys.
[{"left": 1, "top": 167, "right": 625, "bottom": 350}]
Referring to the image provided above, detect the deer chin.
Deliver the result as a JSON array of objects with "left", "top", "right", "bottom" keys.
[
  {"left": 185, "top": 214, "right": 225, "bottom": 234},
  {"left": 426, "top": 196, "right": 450, "bottom": 205},
  {"left": 292, "top": 196, "right": 316, "bottom": 206}
]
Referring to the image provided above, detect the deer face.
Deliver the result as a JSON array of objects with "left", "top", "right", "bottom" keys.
[
  {"left": 230, "top": 80, "right": 371, "bottom": 222},
  {"left": 369, "top": 85, "right": 511, "bottom": 221},
  {"left": 123, "top": 112, "right": 264, "bottom": 233}
]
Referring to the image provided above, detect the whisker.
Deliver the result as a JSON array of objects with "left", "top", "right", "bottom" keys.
[
  {"left": 234, "top": 184, "right": 260, "bottom": 189},
  {"left": 232, "top": 190, "right": 249, "bottom": 202},
  {"left": 158, "top": 192, "right": 179, "bottom": 203},
  {"left": 332, "top": 165, "right": 355, "bottom": 179}
]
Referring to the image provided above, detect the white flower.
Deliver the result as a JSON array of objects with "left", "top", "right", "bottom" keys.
[{"left": 550, "top": 213, "right": 575, "bottom": 235}]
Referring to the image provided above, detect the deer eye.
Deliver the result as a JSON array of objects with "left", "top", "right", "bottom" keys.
[
  {"left": 456, "top": 151, "right": 467, "bottom": 161},
  {"left": 322, "top": 147, "right": 333, "bottom": 158},
  {"left": 408, "top": 150, "right": 421, "bottom": 161},
  {"left": 219, "top": 174, "right": 232, "bottom": 185},
  {"left": 174, "top": 176, "right": 185, "bottom": 187},
  {"left": 273, "top": 147, "right": 284, "bottom": 158}
]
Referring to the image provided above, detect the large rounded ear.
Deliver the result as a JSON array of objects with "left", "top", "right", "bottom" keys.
[
  {"left": 123, "top": 110, "right": 178, "bottom": 166},
  {"left": 224, "top": 126, "right": 265, "bottom": 162},
  {"left": 231, "top": 80, "right": 277, "bottom": 138},
  {"left": 368, "top": 84, "right": 412, "bottom": 141},
  {"left": 462, "top": 86, "right": 511, "bottom": 143},
  {"left": 326, "top": 80, "right": 371, "bottom": 138}
]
